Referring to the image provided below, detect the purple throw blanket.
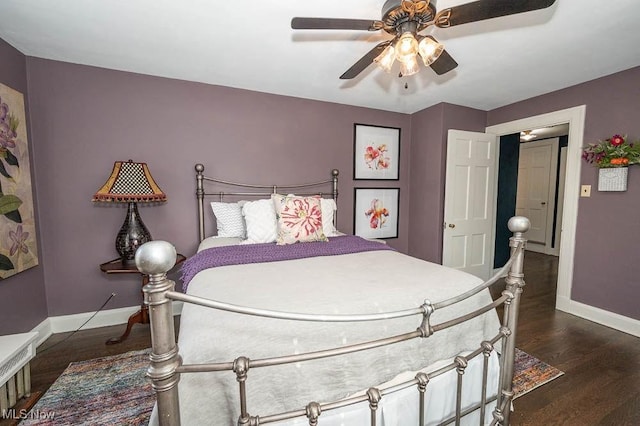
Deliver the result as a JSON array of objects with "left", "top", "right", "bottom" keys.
[{"left": 180, "top": 235, "right": 394, "bottom": 291}]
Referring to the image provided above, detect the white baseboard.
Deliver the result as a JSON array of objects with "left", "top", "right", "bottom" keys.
[
  {"left": 30, "top": 302, "right": 183, "bottom": 347},
  {"left": 31, "top": 318, "right": 53, "bottom": 347},
  {"left": 556, "top": 296, "right": 640, "bottom": 338}
]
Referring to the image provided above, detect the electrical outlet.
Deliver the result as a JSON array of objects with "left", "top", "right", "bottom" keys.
[{"left": 581, "top": 185, "right": 591, "bottom": 197}]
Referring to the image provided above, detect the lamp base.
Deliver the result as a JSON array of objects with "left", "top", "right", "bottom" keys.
[{"left": 116, "top": 202, "right": 152, "bottom": 263}]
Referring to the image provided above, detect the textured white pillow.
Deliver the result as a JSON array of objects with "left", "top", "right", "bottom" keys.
[
  {"left": 210, "top": 202, "right": 245, "bottom": 238},
  {"left": 320, "top": 198, "right": 339, "bottom": 237},
  {"left": 241, "top": 199, "right": 278, "bottom": 244}
]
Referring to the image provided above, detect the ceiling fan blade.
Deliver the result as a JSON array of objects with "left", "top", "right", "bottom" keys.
[
  {"left": 436, "top": 0, "right": 556, "bottom": 27},
  {"left": 291, "top": 17, "right": 383, "bottom": 31},
  {"left": 340, "top": 41, "right": 393, "bottom": 80},
  {"left": 427, "top": 37, "right": 458, "bottom": 75}
]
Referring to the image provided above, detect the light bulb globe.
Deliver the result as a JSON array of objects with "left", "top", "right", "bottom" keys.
[{"left": 395, "top": 32, "right": 419, "bottom": 63}]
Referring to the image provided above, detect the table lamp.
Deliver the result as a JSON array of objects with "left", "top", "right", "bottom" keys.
[{"left": 93, "top": 160, "right": 166, "bottom": 263}]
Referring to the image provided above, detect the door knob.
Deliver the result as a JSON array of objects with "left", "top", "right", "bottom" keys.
[
  {"left": 541, "top": 202, "right": 547, "bottom": 205},
  {"left": 448, "top": 224, "right": 456, "bottom": 228}
]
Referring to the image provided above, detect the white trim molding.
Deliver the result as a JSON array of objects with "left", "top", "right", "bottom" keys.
[
  {"left": 486, "top": 105, "right": 586, "bottom": 317},
  {"left": 31, "top": 302, "right": 184, "bottom": 347},
  {"left": 486, "top": 105, "right": 639, "bottom": 337},
  {"left": 557, "top": 296, "right": 640, "bottom": 338}
]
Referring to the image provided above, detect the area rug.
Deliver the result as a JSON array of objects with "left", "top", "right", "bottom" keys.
[
  {"left": 20, "top": 348, "right": 562, "bottom": 425},
  {"left": 20, "top": 349, "right": 153, "bottom": 426},
  {"left": 512, "top": 347, "right": 564, "bottom": 399}
]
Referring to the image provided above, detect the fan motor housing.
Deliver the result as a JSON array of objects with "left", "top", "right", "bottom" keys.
[{"left": 381, "top": 0, "right": 437, "bottom": 34}]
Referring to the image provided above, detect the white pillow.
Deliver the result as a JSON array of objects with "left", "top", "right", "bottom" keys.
[
  {"left": 210, "top": 202, "right": 245, "bottom": 238},
  {"left": 241, "top": 199, "right": 278, "bottom": 244},
  {"left": 320, "top": 198, "right": 339, "bottom": 237}
]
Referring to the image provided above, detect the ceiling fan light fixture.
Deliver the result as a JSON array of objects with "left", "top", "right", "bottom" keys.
[
  {"left": 374, "top": 44, "right": 396, "bottom": 73},
  {"left": 418, "top": 36, "right": 444, "bottom": 66},
  {"left": 399, "top": 54, "right": 420, "bottom": 77},
  {"left": 521, "top": 130, "right": 537, "bottom": 141},
  {"left": 395, "top": 32, "right": 419, "bottom": 63},
  {"left": 291, "top": 0, "right": 558, "bottom": 80}
]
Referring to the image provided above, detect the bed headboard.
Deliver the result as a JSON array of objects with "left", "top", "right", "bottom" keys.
[{"left": 195, "top": 164, "right": 339, "bottom": 242}]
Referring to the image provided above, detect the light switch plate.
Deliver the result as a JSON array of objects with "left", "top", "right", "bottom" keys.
[{"left": 581, "top": 185, "right": 591, "bottom": 197}]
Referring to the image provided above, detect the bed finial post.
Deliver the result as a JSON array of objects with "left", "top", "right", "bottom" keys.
[
  {"left": 196, "top": 164, "right": 205, "bottom": 243},
  {"left": 495, "top": 216, "right": 529, "bottom": 425},
  {"left": 137, "top": 241, "right": 181, "bottom": 426},
  {"left": 331, "top": 169, "right": 339, "bottom": 227}
]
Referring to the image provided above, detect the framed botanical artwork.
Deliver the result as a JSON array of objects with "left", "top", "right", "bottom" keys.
[
  {"left": 353, "top": 123, "right": 400, "bottom": 180},
  {"left": 0, "top": 83, "right": 39, "bottom": 278},
  {"left": 353, "top": 188, "right": 399, "bottom": 239}
]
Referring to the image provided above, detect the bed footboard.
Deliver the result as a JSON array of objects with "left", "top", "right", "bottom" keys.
[
  {"left": 495, "top": 216, "right": 529, "bottom": 425},
  {"left": 138, "top": 217, "right": 529, "bottom": 426},
  {"left": 138, "top": 245, "right": 181, "bottom": 426}
]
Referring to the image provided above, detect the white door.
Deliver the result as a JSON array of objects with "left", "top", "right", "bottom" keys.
[
  {"left": 443, "top": 129, "right": 497, "bottom": 280},
  {"left": 516, "top": 139, "right": 557, "bottom": 246}
]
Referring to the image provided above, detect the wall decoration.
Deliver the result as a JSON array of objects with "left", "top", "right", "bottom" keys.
[
  {"left": 353, "top": 123, "right": 400, "bottom": 180},
  {"left": 598, "top": 167, "right": 628, "bottom": 192},
  {"left": 0, "top": 83, "right": 38, "bottom": 278},
  {"left": 354, "top": 188, "right": 399, "bottom": 239},
  {"left": 582, "top": 133, "right": 639, "bottom": 192}
]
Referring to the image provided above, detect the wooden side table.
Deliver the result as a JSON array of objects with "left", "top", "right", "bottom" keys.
[{"left": 100, "top": 253, "right": 186, "bottom": 345}]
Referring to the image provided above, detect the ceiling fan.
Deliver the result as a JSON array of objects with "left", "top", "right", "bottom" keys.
[{"left": 291, "top": 0, "right": 556, "bottom": 79}]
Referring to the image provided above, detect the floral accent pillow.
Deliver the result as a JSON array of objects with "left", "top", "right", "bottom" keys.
[{"left": 272, "top": 194, "right": 328, "bottom": 245}]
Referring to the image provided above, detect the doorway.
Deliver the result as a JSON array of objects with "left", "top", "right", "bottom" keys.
[
  {"left": 485, "top": 105, "right": 586, "bottom": 314},
  {"left": 517, "top": 137, "right": 560, "bottom": 250},
  {"left": 493, "top": 132, "right": 565, "bottom": 268}
]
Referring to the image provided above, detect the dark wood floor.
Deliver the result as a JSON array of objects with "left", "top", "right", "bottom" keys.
[
  {"left": 495, "top": 252, "right": 640, "bottom": 425},
  {"left": 4, "top": 251, "right": 639, "bottom": 425}
]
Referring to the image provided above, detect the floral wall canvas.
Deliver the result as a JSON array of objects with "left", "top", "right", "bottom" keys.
[
  {"left": 0, "top": 82, "right": 38, "bottom": 278},
  {"left": 353, "top": 188, "right": 400, "bottom": 239},
  {"left": 353, "top": 124, "right": 400, "bottom": 180}
]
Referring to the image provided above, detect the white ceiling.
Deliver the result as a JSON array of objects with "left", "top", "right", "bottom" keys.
[{"left": 1, "top": 0, "right": 639, "bottom": 114}]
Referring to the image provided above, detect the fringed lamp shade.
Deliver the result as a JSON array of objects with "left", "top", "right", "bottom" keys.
[
  {"left": 93, "top": 160, "right": 166, "bottom": 263},
  {"left": 93, "top": 160, "right": 167, "bottom": 203}
]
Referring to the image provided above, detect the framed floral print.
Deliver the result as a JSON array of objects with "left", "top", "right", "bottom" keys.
[
  {"left": 353, "top": 188, "right": 399, "bottom": 239},
  {"left": 353, "top": 123, "right": 400, "bottom": 180},
  {"left": 0, "top": 83, "right": 39, "bottom": 278}
]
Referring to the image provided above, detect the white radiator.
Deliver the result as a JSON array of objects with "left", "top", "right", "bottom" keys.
[{"left": 0, "top": 332, "right": 38, "bottom": 414}]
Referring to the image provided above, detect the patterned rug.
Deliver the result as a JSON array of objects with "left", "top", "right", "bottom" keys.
[
  {"left": 20, "top": 348, "right": 562, "bottom": 425},
  {"left": 513, "top": 347, "right": 564, "bottom": 399},
  {"left": 20, "top": 349, "right": 153, "bottom": 426}
]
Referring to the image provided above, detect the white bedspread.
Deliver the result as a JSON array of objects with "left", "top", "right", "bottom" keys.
[{"left": 152, "top": 245, "right": 501, "bottom": 425}]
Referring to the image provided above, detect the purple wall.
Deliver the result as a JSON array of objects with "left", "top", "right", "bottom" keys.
[
  {"left": 0, "top": 39, "right": 48, "bottom": 334},
  {"left": 25, "top": 57, "right": 411, "bottom": 317},
  {"left": 3, "top": 42, "right": 637, "bottom": 330},
  {"left": 408, "top": 103, "right": 487, "bottom": 263},
  {"left": 488, "top": 66, "right": 640, "bottom": 320}
]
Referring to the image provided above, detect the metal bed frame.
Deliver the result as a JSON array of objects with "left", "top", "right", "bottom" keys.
[
  {"left": 195, "top": 163, "right": 339, "bottom": 243},
  {"left": 138, "top": 164, "right": 529, "bottom": 426}
]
